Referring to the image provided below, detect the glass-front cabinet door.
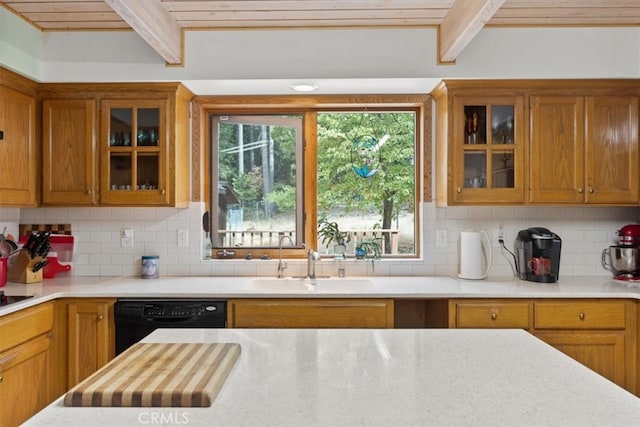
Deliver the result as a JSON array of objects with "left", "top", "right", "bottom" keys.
[
  {"left": 100, "top": 99, "right": 169, "bottom": 205},
  {"left": 452, "top": 96, "right": 524, "bottom": 204}
]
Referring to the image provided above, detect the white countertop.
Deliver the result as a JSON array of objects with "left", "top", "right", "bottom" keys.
[
  {"left": 25, "top": 328, "right": 640, "bottom": 427},
  {"left": 3, "top": 274, "right": 640, "bottom": 316}
]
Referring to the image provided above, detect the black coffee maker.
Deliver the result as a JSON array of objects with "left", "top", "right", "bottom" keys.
[{"left": 515, "top": 227, "right": 561, "bottom": 283}]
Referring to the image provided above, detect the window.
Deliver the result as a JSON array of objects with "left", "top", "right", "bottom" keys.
[
  {"left": 211, "top": 114, "right": 304, "bottom": 247},
  {"left": 202, "top": 95, "right": 428, "bottom": 259},
  {"left": 316, "top": 111, "right": 416, "bottom": 256}
]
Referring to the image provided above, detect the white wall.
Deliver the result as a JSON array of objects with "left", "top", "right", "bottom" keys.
[
  {"left": 38, "top": 27, "right": 640, "bottom": 82},
  {"left": 0, "top": 7, "right": 41, "bottom": 78},
  {"left": 1, "top": 11, "right": 639, "bottom": 278}
]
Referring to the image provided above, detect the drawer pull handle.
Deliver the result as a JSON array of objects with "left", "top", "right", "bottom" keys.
[
  {"left": 491, "top": 312, "right": 497, "bottom": 320},
  {"left": 579, "top": 312, "right": 585, "bottom": 320}
]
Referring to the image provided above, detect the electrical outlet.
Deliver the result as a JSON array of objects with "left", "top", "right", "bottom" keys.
[
  {"left": 436, "top": 229, "right": 447, "bottom": 248},
  {"left": 495, "top": 225, "right": 504, "bottom": 243},
  {"left": 177, "top": 229, "right": 189, "bottom": 247},
  {"left": 121, "top": 229, "right": 134, "bottom": 248}
]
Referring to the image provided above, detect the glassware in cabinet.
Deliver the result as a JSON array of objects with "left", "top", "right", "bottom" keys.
[
  {"left": 101, "top": 99, "right": 168, "bottom": 205},
  {"left": 452, "top": 95, "right": 524, "bottom": 204},
  {"left": 136, "top": 108, "right": 160, "bottom": 147}
]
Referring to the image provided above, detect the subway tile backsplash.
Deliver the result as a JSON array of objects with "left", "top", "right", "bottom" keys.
[{"left": 1, "top": 203, "right": 638, "bottom": 278}]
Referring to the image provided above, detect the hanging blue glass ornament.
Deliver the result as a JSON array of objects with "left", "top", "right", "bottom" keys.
[{"left": 350, "top": 134, "right": 389, "bottom": 179}]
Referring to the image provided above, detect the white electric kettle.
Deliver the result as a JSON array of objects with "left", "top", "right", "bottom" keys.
[{"left": 458, "top": 230, "right": 492, "bottom": 280}]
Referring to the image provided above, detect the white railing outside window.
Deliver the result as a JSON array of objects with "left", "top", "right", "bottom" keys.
[{"left": 218, "top": 229, "right": 399, "bottom": 255}]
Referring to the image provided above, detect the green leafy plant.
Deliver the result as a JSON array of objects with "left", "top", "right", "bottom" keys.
[
  {"left": 318, "top": 220, "right": 350, "bottom": 248},
  {"left": 355, "top": 238, "right": 382, "bottom": 259}
]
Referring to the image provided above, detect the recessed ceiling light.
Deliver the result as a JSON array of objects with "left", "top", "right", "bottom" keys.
[{"left": 290, "top": 84, "right": 319, "bottom": 93}]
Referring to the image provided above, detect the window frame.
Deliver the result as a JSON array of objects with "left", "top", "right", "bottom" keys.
[{"left": 193, "top": 95, "right": 431, "bottom": 259}]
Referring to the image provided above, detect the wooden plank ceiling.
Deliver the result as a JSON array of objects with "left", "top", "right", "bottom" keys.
[{"left": 1, "top": 0, "right": 639, "bottom": 65}]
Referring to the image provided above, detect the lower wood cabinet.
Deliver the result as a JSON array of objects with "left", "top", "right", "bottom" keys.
[
  {"left": 448, "top": 298, "right": 636, "bottom": 395},
  {"left": 0, "top": 303, "right": 54, "bottom": 427},
  {"left": 228, "top": 298, "right": 394, "bottom": 328},
  {"left": 534, "top": 332, "right": 626, "bottom": 387},
  {"left": 66, "top": 299, "right": 115, "bottom": 387},
  {"left": 533, "top": 300, "right": 633, "bottom": 393}
]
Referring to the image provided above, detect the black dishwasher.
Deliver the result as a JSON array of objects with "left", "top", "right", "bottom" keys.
[{"left": 114, "top": 299, "right": 226, "bottom": 355}]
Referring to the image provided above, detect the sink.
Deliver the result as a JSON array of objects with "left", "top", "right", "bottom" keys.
[{"left": 248, "top": 277, "right": 375, "bottom": 292}]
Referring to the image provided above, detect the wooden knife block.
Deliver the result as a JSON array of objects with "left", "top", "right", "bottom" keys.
[{"left": 7, "top": 251, "right": 43, "bottom": 283}]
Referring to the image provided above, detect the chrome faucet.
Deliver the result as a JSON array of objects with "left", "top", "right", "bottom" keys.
[
  {"left": 307, "top": 248, "right": 321, "bottom": 279},
  {"left": 277, "top": 235, "right": 294, "bottom": 278}
]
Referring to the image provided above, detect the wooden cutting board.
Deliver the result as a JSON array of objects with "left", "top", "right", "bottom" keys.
[{"left": 64, "top": 342, "right": 240, "bottom": 407}]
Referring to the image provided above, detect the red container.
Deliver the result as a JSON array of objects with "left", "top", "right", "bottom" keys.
[
  {"left": 50, "top": 235, "right": 74, "bottom": 262},
  {"left": 0, "top": 257, "right": 7, "bottom": 287},
  {"left": 43, "top": 254, "right": 72, "bottom": 279}
]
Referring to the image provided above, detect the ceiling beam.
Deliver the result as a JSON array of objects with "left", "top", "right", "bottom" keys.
[
  {"left": 104, "top": 0, "right": 183, "bottom": 65},
  {"left": 438, "top": 0, "right": 505, "bottom": 63}
]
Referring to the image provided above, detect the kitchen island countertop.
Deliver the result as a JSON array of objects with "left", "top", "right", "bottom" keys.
[
  {"left": 2, "top": 274, "right": 640, "bottom": 316},
  {"left": 25, "top": 327, "right": 640, "bottom": 427}
]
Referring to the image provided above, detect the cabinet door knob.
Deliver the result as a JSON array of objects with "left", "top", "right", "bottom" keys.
[
  {"left": 97, "top": 314, "right": 104, "bottom": 321},
  {"left": 491, "top": 312, "right": 497, "bottom": 320},
  {"left": 457, "top": 187, "right": 462, "bottom": 193},
  {"left": 86, "top": 189, "right": 92, "bottom": 195},
  {"left": 160, "top": 189, "right": 166, "bottom": 195},
  {"left": 577, "top": 188, "right": 583, "bottom": 193},
  {"left": 579, "top": 312, "right": 585, "bottom": 320},
  {"left": 588, "top": 188, "right": 594, "bottom": 194},
  {"left": 0, "top": 375, "right": 3, "bottom": 383}
]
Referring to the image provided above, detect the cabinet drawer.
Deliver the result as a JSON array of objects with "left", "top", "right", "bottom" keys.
[
  {"left": 534, "top": 301, "right": 627, "bottom": 329},
  {"left": 228, "top": 298, "right": 394, "bottom": 328},
  {"left": 455, "top": 302, "right": 530, "bottom": 328},
  {"left": 0, "top": 303, "right": 54, "bottom": 351}
]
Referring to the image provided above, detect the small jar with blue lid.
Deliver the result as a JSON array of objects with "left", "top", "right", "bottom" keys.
[{"left": 141, "top": 255, "right": 159, "bottom": 279}]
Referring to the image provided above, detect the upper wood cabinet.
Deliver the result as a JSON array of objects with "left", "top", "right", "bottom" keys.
[
  {"left": 433, "top": 79, "right": 640, "bottom": 206},
  {"left": 42, "top": 99, "right": 97, "bottom": 205},
  {"left": 530, "top": 93, "right": 638, "bottom": 204},
  {"left": 99, "top": 99, "right": 170, "bottom": 205},
  {"left": 38, "top": 83, "right": 193, "bottom": 207},
  {"left": 0, "top": 67, "right": 38, "bottom": 207},
  {"left": 433, "top": 81, "right": 526, "bottom": 206}
]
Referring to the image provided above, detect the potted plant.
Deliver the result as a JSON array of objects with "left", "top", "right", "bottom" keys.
[
  {"left": 355, "top": 238, "right": 382, "bottom": 260},
  {"left": 318, "top": 220, "right": 350, "bottom": 257}
]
